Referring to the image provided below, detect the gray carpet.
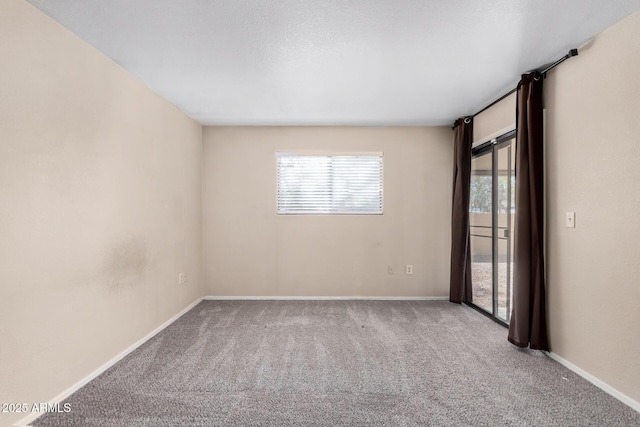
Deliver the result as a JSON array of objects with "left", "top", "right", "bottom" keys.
[{"left": 33, "top": 300, "right": 640, "bottom": 426}]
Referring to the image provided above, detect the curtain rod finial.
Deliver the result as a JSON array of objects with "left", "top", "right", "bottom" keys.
[{"left": 568, "top": 48, "right": 578, "bottom": 57}]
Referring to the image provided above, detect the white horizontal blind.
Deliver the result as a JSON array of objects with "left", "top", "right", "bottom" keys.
[{"left": 277, "top": 153, "right": 383, "bottom": 215}]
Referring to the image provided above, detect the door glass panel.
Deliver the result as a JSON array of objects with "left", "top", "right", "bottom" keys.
[
  {"left": 496, "top": 142, "right": 515, "bottom": 322},
  {"left": 470, "top": 153, "right": 493, "bottom": 313},
  {"left": 497, "top": 238, "right": 510, "bottom": 321}
]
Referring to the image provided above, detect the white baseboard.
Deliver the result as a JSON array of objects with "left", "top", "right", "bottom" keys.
[
  {"left": 545, "top": 351, "right": 640, "bottom": 413},
  {"left": 17, "top": 297, "right": 204, "bottom": 427},
  {"left": 203, "top": 295, "right": 448, "bottom": 301}
]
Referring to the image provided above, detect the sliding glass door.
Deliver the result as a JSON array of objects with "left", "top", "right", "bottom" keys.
[
  {"left": 469, "top": 131, "right": 515, "bottom": 324},
  {"left": 470, "top": 151, "right": 493, "bottom": 313}
]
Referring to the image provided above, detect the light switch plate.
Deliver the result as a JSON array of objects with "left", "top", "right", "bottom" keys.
[{"left": 566, "top": 212, "right": 576, "bottom": 228}]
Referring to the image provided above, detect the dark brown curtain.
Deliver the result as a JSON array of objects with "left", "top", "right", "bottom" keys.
[
  {"left": 449, "top": 117, "right": 473, "bottom": 304},
  {"left": 508, "top": 71, "right": 549, "bottom": 350}
]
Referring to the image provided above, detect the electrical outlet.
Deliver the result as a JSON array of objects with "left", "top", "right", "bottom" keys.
[
  {"left": 178, "top": 273, "right": 186, "bottom": 284},
  {"left": 387, "top": 265, "right": 395, "bottom": 275},
  {"left": 406, "top": 265, "right": 413, "bottom": 275}
]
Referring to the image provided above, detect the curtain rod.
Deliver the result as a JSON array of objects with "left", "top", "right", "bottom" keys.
[{"left": 469, "top": 48, "right": 579, "bottom": 120}]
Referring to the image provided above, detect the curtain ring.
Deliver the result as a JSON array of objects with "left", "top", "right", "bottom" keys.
[
  {"left": 464, "top": 117, "right": 471, "bottom": 124},
  {"left": 533, "top": 74, "right": 541, "bottom": 81}
]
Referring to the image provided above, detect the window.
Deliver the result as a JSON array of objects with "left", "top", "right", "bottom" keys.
[{"left": 276, "top": 153, "right": 383, "bottom": 215}]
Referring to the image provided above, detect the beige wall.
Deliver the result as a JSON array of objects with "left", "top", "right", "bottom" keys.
[
  {"left": 0, "top": 1, "right": 202, "bottom": 425},
  {"left": 203, "top": 126, "right": 452, "bottom": 297},
  {"left": 473, "top": 92, "right": 516, "bottom": 143},
  {"left": 545, "top": 11, "right": 640, "bottom": 403},
  {"left": 468, "top": 10, "right": 640, "bottom": 406}
]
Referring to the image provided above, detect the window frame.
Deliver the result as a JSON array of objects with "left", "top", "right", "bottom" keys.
[{"left": 275, "top": 151, "right": 384, "bottom": 216}]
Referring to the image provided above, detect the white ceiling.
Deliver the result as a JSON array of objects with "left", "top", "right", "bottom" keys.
[{"left": 26, "top": 0, "right": 640, "bottom": 126}]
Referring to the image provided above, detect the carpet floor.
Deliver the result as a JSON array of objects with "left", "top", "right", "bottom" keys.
[{"left": 33, "top": 300, "right": 640, "bottom": 426}]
